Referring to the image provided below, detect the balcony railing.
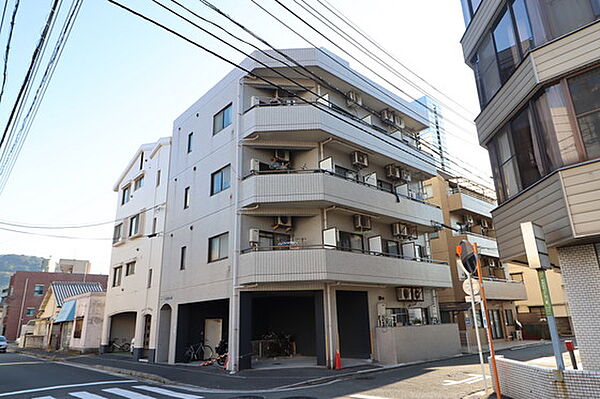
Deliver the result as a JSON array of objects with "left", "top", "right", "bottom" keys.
[
  {"left": 244, "top": 97, "right": 423, "bottom": 151},
  {"left": 243, "top": 168, "right": 440, "bottom": 209},
  {"left": 241, "top": 243, "right": 448, "bottom": 265},
  {"left": 449, "top": 187, "right": 496, "bottom": 204}
]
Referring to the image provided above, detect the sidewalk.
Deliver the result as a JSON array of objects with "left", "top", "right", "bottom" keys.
[
  {"left": 13, "top": 347, "right": 381, "bottom": 391},
  {"left": 462, "top": 339, "right": 547, "bottom": 354}
]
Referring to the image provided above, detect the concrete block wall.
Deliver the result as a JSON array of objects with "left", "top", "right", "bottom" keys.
[
  {"left": 496, "top": 356, "right": 600, "bottom": 399},
  {"left": 558, "top": 244, "right": 600, "bottom": 370}
]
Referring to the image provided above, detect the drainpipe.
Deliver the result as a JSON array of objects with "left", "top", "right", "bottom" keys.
[
  {"left": 228, "top": 76, "right": 244, "bottom": 372},
  {"left": 16, "top": 278, "right": 29, "bottom": 338}
]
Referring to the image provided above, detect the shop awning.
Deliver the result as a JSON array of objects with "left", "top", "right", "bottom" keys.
[{"left": 54, "top": 299, "right": 76, "bottom": 323}]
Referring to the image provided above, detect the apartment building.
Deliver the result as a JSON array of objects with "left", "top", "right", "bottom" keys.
[
  {"left": 425, "top": 175, "right": 526, "bottom": 347},
  {"left": 3, "top": 271, "right": 107, "bottom": 341},
  {"left": 145, "top": 48, "right": 461, "bottom": 370},
  {"left": 101, "top": 138, "right": 170, "bottom": 361},
  {"left": 508, "top": 263, "right": 572, "bottom": 338},
  {"left": 459, "top": 0, "right": 600, "bottom": 368}
]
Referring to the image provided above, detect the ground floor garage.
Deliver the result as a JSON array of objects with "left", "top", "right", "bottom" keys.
[{"left": 108, "top": 312, "right": 136, "bottom": 351}]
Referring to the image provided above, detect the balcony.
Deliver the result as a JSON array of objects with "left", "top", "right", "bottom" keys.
[
  {"left": 447, "top": 189, "right": 496, "bottom": 218},
  {"left": 242, "top": 102, "right": 436, "bottom": 175},
  {"left": 238, "top": 245, "right": 452, "bottom": 287},
  {"left": 452, "top": 231, "right": 498, "bottom": 258},
  {"left": 482, "top": 278, "right": 527, "bottom": 301},
  {"left": 240, "top": 170, "right": 443, "bottom": 228}
]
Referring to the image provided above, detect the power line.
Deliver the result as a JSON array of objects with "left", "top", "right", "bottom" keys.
[
  {"left": 0, "top": 0, "right": 19, "bottom": 107},
  {"left": 0, "top": 225, "right": 113, "bottom": 240},
  {"left": 316, "top": 0, "right": 477, "bottom": 119},
  {"left": 0, "top": 0, "right": 9, "bottom": 38}
]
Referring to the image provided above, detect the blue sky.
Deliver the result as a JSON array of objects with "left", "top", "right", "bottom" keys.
[{"left": 0, "top": 0, "right": 486, "bottom": 273}]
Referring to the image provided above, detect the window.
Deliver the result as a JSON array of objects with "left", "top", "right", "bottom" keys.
[
  {"left": 134, "top": 175, "right": 144, "bottom": 191},
  {"left": 423, "top": 184, "right": 433, "bottom": 198},
  {"left": 527, "top": 0, "right": 599, "bottom": 42},
  {"left": 187, "top": 132, "right": 193, "bottom": 153},
  {"left": 184, "top": 186, "right": 190, "bottom": 209},
  {"left": 26, "top": 308, "right": 36, "bottom": 317},
  {"left": 383, "top": 239, "right": 402, "bottom": 257},
  {"left": 377, "top": 180, "right": 393, "bottom": 193},
  {"left": 156, "top": 169, "right": 161, "bottom": 187},
  {"left": 505, "top": 309, "right": 516, "bottom": 326},
  {"left": 386, "top": 307, "right": 409, "bottom": 326},
  {"left": 139, "top": 152, "right": 144, "bottom": 170},
  {"left": 147, "top": 268, "right": 153, "bottom": 288},
  {"left": 258, "top": 231, "right": 291, "bottom": 250},
  {"left": 510, "top": 272, "right": 524, "bottom": 282},
  {"left": 213, "top": 103, "right": 232, "bottom": 134},
  {"left": 460, "top": 0, "right": 483, "bottom": 26},
  {"left": 73, "top": 316, "right": 84, "bottom": 338},
  {"left": 472, "top": 35, "right": 501, "bottom": 105},
  {"left": 339, "top": 231, "right": 364, "bottom": 252},
  {"left": 33, "top": 284, "right": 44, "bottom": 296},
  {"left": 211, "top": 165, "right": 231, "bottom": 195},
  {"left": 113, "top": 223, "right": 123, "bottom": 244},
  {"left": 112, "top": 266, "right": 122, "bottom": 287},
  {"left": 490, "top": 129, "right": 520, "bottom": 201},
  {"left": 335, "top": 165, "right": 359, "bottom": 182},
  {"left": 510, "top": 108, "right": 541, "bottom": 188},
  {"left": 129, "top": 214, "right": 140, "bottom": 237},
  {"left": 512, "top": 0, "right": 534, "bottom": 55},
  {"left": 125, "top": 261, "right": 136, "bottom": 276},
  {"left": 568, "top": 68, "right": 600, "bottom": 159},
  {"left": 208, "top": 233, "right": 229, "bottom": 262},
  {"left": 121, "top": 185, "right": 131, "bottom": 205},
  {"left": 180, "top": 246, "right": 187, "bottom": 270},
  {"left": 152, "top": 217, "right": 157, "bottom": 235},
  {"left": 492, "top": 8, "right": 521, "bottom": 83}
]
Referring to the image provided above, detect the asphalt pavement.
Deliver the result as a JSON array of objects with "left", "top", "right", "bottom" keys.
[{"left": 1, "top": 343, "right": 560, "bottom": 398}]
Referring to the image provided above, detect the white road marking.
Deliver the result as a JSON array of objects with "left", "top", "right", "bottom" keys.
[
  {"left": 69, "top": 392, "right": 109, "bottom": 398},
  {"left": 32, "top": 396, "right": 55, "bottom": 399},
  {"left": 350, "top": 394, "right": 390, "bottom": 399},
  {"left": 102, "top": 388, "right": 155, "bottom": 398},
  {"left": 0, "top": 380, "right": 136, "bottom": 397},
  {"left": 133, "top": 385, "right": 204, "bottom": 398},
  {"left": 442, "top": 374, "right": 491, "bottom": 386}
]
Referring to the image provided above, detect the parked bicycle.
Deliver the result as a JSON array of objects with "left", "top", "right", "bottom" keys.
[
  {"left": 108, "top": 339, "right": 130, "bottom": 353},
  {"left": 184, "top": 342, "right": 213, "bottom": 362}
]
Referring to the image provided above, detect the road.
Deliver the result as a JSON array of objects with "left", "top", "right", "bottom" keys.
[{"left": 0, "top": 344, "right": 556, "bottom": 398}]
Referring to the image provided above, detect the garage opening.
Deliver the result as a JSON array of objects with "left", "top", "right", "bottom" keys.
[
  {"left": 108, "top": 312, "right": 136, "bottom": 352},
  {"left": 336, "top": 290, "right": 371, "bottom": 359},
  {"left": 175, "top": 299, "right": 229, "bottom": 363},
  {"left": 240, "top": 290, "right": 325, "bottom": 370}
]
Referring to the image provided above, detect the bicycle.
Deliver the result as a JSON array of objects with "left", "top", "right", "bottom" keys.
[
  {"left": 184, "top": 342, "right": 213, "bottom": 362},
  {"left": 108, "top": 339, "right": 130, "bottom": 353}
]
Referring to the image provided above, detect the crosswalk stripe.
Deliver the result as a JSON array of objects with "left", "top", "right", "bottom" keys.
[
  {"left": 133, "top": 385, "right": 204, "bottom": 398},
  {"left": 102, "top": 388, "right": 155, "bottom": 398},
  {"left": 69, "top": 392, "right": 108, "bottom": 398}
]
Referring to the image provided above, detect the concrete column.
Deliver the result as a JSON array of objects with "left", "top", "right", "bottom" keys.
[
  {"left": 132, "top": 312, "right": 145, "bottom": 361},
  {"left": 100, "top": 314, "right": 111, "bottom": 354},
  {"left": 558, "top": 243, "right": 600, "bottom": 370},
  {"left": 167, "top": 304, "right": 178, "bottom": 364}
]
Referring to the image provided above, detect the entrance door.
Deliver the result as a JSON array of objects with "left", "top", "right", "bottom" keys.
[
  {"left": 204, "top": 319, "right": 222, "bottom": 359},
  {"left": 336, "top": 291, "right": 371, "bottom": 359},
  {"left": 490, "top": 310, "right": 504, "bottom": 339}
]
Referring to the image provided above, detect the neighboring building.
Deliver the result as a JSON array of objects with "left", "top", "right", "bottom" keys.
[
  {"left": 148, "top": 47, "right": 458, "bottom": 370},
  {"left": 413, "top": 96, "right": 448, "bottom": 171},
  {"left": 57, "top": 259, "right": 91, "bottom": 275},
  {"left": 53, "top": 291, "right": 106, "bottom": 353},
  {"left": 0, "top": 254, "right": 48, "bottom": 291},
  {"left": 459, "top": 1, "right": 600, "bottom": 368},
  {"left": 508, "top": 264, "right": 573, "bottom": 338},
  {"left": 31, "top": 281, "right": 104, "bottom": 349},
  {"left": 2, "top": 271, "right": 107, "bottom": 341},
  {"left": 101, "top": 138, "right": 171, "bottom": 361},
  {"left": 425, "top": 175, "right": 526, "bottom": 347}
]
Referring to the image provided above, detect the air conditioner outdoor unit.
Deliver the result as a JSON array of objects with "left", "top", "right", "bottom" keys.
[
  {"left": 464, "top": 214, "right": 474, "bottom": 226},
  {"left": 481, "top": 219, "right": 490, "bottom": 229},
  {"left": 353, "top": 214, "right": 372, "bottom": 230},
  {"left": 351, "top": 151, "right": 368, "bottom": 168},
  {"left": 392, "top": 222, "right": 410, "bottom": 238},
  {"left": 401, "top": 169, "right": 412, "bottom": 182},
  {"left": 393, "top": 114, "right": 405, "bottom": 129},
  {"left": 274, "top": 149, "right": 290, "bottom": 162},
  {"left": 488, "top": 259, "right": 498, "bottom": 268},
  {"left": 385, "top": 164, "right": 401, "bottom": 180},
  {"left": 249, "top": 228, "right": 260, "bottom": 244},
  {"left": 396, "top": 287, "right": 413, "bottom": 301},
  {"left": 274, "top": 216, "right": 292, "bottom": 228},
  {"left": 346, "top": 90, "right": 362, "bottom": 108},
  {"left": 250, "top": 159, "right": 261, "bottom": 173},
  {"left": 380, "top": 109, "right": 395, "bottom": 125}
]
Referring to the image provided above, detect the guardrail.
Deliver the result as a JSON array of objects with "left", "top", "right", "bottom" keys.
[{"left": 240, "top": 243, "right": 448, "bottom": 265}]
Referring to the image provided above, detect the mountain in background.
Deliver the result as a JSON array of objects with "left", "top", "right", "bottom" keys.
[{"left": 0, "top": 255, "right": 49, "bottom": 290}]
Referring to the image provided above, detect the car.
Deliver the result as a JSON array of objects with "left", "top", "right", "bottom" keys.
[{"left": 0, "top": 336, "right": 7, "bottom": 353}]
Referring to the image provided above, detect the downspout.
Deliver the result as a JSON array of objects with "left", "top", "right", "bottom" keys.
[
  {"left": 16, "top": 278, "right": 29, "bottom": 338},
  {"left": 229, "top": 75, "right": 244, "bottom": 372}
]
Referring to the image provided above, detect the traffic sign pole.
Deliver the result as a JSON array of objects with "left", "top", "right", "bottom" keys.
[
  {"left": 468, "top": 274, "right": 488, "bottom": 393},
  {"left": 473, "top": 243, "right": 502, "bottom": 399},
  {"left": 537, "top": 269, "right": 565, "bottom": 370}
]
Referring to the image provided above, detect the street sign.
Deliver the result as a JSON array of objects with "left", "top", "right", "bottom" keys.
[
  {"left": 520, "top": 222, "right": 551, "bottom": 270},
  {"left": 463, "top": 279, "right": 481, "bottom": 296},
  {"left": 465, "top": 295, "right": 482, "bottom": 303}
]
